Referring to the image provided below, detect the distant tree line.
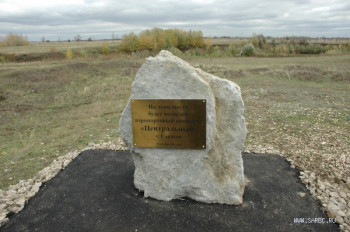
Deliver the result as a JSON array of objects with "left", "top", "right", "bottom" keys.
[
  {"left": 206, "top": 34, "right": 341, "bottom": 57},
  {"left": 119, "top": 28, "right": 206, "bottom": 52},
  {"left": 119, "top": 30, "right": 343, "bottom": 56},
  {"left": 249, "top": 33, "right": 329, "bottom": 55}
]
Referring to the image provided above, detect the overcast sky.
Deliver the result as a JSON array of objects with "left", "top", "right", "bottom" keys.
[{"left": 0, "top": 0, "right": 349, "bottom": 41}]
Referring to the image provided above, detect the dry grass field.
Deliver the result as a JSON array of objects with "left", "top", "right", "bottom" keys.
[
  {"left": 0, "top": 43, "right": 349, "bottom": 194},
  {"left": 0, "top": 40, "right": 120, "bottom": 55},
  {"left": 0, "top": 56, "right": 140, "bottom": 189},
  {"left": 191, "top": 55, "right": 349, "bottom": 179}
]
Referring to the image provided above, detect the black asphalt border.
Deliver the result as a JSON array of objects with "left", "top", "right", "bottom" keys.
[{"left": 0, "top": 150, "right": 339, "bottom": 232}]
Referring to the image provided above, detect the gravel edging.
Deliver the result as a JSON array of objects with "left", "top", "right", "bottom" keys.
[
  {"left": 0, "top": 139, "right": 128, "bottom": 227},
  {"left": 0, "top": 140, "right": 349, "bottom": 231},
  {"left": 245, "top": 144, "right": 350, "bottom": 232}
]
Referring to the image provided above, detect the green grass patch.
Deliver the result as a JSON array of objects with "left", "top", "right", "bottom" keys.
[
  {"left": 190, "top": 55, "right": 349, "bottom": 175},
  {"left": 0, "top": 57, "right": 142, "bottom": 188}
]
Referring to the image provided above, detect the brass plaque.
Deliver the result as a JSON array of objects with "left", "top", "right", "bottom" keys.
[{"left": 131, "top": 99, "right": 206, "bottom": 149}]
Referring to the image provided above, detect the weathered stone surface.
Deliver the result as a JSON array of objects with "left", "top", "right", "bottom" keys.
[
  {"left": 0, "top": 215, "right": 9, "bottom": 227},
  {"left": 118, "top": 50, "right": 246, "bottom": 204}
]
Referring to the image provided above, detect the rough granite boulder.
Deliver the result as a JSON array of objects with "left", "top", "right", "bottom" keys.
[{"left": 118, "top": 50, "right": 247, "bottom": 204}]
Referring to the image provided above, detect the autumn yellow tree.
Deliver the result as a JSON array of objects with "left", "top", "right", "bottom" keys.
[
  {"left": 119, "top": 28, "right": 205, "bottom": 52},
  {"left": 164, "top": 29, "right": 178, "bottom": 48},
  {"left": 66, "top": 49, "right": 73, "bottom": 59},
  {"left": 138, "top": 31, "right": 154, "bottom": 50},
  {"left": 0, "top": 33, "right": 29, "bottom": 47},
  {"left": 119, "top": 32, "right": 139, "bottom": 52},
  {"left": 151, "top": 28, "right": 166, "bottom": 51}
]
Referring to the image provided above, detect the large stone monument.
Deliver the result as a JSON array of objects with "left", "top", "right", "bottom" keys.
[{"left": 118, "top": 50, "right": 246, "bottom": 204}]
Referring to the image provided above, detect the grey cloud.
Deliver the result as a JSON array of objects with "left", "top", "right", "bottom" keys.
[{"left": 0, "top": 0, "right": 349, "bottom": 41}]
